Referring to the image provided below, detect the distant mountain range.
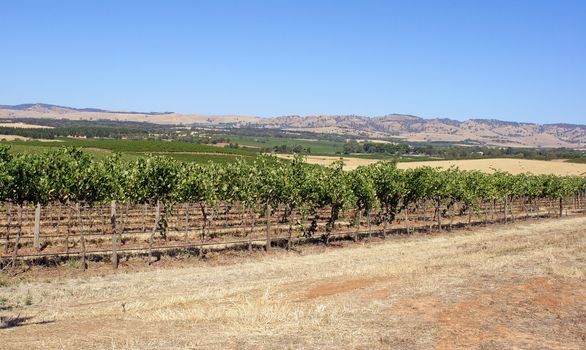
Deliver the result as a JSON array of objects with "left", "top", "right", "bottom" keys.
[
  {"left": 0, "top": 103, "right": 173, "bottom": 115},
  {"left": 1, "top": 103, "right": 585, "bottom": 148}
]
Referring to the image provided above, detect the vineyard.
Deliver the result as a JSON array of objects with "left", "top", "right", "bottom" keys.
[{"left": 1, "top": 145, "right": 585, "bottom": 270}]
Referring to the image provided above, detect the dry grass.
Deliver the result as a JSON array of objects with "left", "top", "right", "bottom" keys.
[
  {"left": 0, "top": 134, "right": 30, "bottom": 141},
  {"left": 397, "top": 158, "right": 586, "bottom": 175},
  {"left": 1, "top": 217, "right": 585, "bottom": 349},
  {"left": 0, "top": 109, "right": 259, "bottom": 125},
  {"left": 278, "top": 155, "right": 586, "bottom": 174},
  {"left": 0, "top": 122, "right": 53, "bottom": 129}
]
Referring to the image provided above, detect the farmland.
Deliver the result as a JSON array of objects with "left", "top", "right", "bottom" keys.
[
  {"left": 1, "top": 144, "right": 585, "bottom": 350},
  {"left": 0, "top": 145, "right": 584, "bottom": 267},
  {"left": 3, "top": 1, "right": 586, "bottom": 348},
  {"left": 278, "top": 154, "right": 586, "bottom": 174},
  {"left": 1, "top": 216, "right": 585, "bottom": 349},
  {"left": 2, "top": 116, "right": 586, "bottom": 165},
  {"left": 0, "top": 139, "right": 256, "bottom": 163}
]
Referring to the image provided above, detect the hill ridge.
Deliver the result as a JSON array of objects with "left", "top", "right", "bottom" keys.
[{"left": 0, "top": 103, "right": 584, "bottom": 148}]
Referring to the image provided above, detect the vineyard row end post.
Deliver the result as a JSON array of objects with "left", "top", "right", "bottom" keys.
[
  {"left": 111, "top": 200, "right": 118, "bottom": 269},
  {"left": 33, "top": 203, "right": 41, "bottom": 251}
]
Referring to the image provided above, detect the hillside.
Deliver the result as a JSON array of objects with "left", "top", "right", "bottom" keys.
[{"left": 1, "top": 103, "right": 585, "bottom": 148}]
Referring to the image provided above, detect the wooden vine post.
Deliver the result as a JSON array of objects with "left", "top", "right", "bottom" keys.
[
  {"left": 287, "top": 209, "right": 296, "bottom": 251},
  {"left": 4, "top": 202, "right": 12, "bottom": 254},
  {"left": 111, "top": 200, "right": 118, "bottom": 269},
  {"left": 55, "top": 203, "right": 61, "bottom": 235},
  {"left": 404, "top": 208, "right": 410, "bottom": 234},
  {"left": 10, "top": 204, "right": 23, "bottom": 270},
  {"left": 354, "top": 209, "right": 361, "bottom": 242},
  {"left": 265, "top": 203, "right": 271, "bottom": 252},
  {"left": 436, "top": 198, "right": 442, "bottom": 231},
  {"left": 65, "top": 205, "right": 71, "bottom": 254},
  {"left": 148, "top": 200, "right": 160, "bottom": 265},
  {"left": 33, "top": 203, "right": 41, "bottom": 251},
  {"left": 248, "top": 207, "right": 256, "bottom": 252},
  {"left": 504, "top": 195, "right": 509, "bottom": 224},
  {"left": 367, "top": 209, "right": 372, "bottom": 239},
  {"left": 184, "top": 202, "right": 189, "bottom": 242},
  {"left": 382, "top": 210, "right": 388, "bottom": 237},
  {"left": 447, "top": 205, "right": 453, "bottom": 231},
  {"left": 143, "top": 203, "right": 148, "bottom": 232},
  {"left": 76, "top": 202, "right": 87, "bottom": 270}
]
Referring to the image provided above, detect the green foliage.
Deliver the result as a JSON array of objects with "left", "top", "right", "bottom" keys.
[
  {"left": 0, "top": 146, "right": 584, "bottom": 224},
  {"left": 127, "top": 155, "right": 181, "bottom": 204},
  {"left": 177, "top": 162, "right": 220, "bottom": 205},
  {"left": 24, "top": 292, "right": 32, "bottom": 306},
  {"left": 5, "top": 152, "right": 51, "bottom": 205}
]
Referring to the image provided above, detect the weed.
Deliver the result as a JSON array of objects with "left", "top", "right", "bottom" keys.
[
  {"left": 67, "top": 259, "right": 80, "bottom": 269},
  {"left": 24, "top": 292, "right": 32, "bottom": 306}
]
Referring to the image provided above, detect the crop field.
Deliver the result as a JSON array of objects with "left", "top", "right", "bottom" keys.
[
  {"left": 0, "top": 147, "right": 585, "bottom": 268},
  {"left": 1, "top": 194, "right": 584, "bottom": 265},
  {"left": 215, "top": 134, "right": 347, "bottom": 155},
  {"left": 1, "top": 216, "right": 585, "bottom": 349},
  {"left": 279, "top": 154, "right": 586, "bottom": 174},
  {"left": 398, "top": 158, "right": 586, "bottom": 175},
  {"left": 1, "top": 146, "right": 585, "bottom": 349},
  {"left": 0, "top": 138, "right": 254, "bottom": 154},
  {"left": 0, "top": 139, "right": 256, "bottom": 163}
]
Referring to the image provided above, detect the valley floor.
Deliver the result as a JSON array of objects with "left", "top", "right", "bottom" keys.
[{"left": 1, "top": 217, "right": 585, "bottom": 349}]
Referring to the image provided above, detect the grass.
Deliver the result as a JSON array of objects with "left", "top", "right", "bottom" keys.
[
  {"left": 2, "top": 136, "right": 584, "bottom": 167},
  {"left": 344, "top": 153, "right": 442, "bottom": 161},
  {"left": 1, "top": 216, "right": 585, "bottom": 349},
  {"left": 65, "top": 259, "right": 81, "bottom": 269},
  {"left": 283, "top": 154, "right": 586, "bottom": 174},
  {"left": 23, "top": 292, "right": 32, "bottom": 306},
  {"left": 2, "top": 138, "right": 255, "bottom": 154},
  {"left": 566, "top": 157, "right": 586, "bottom": 164}
]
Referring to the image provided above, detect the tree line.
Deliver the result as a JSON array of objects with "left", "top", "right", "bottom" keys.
[{"left": 343, "top": 140, "right": 586, "bottom": 161}]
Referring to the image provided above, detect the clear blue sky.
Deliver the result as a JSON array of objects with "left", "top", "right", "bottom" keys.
[{"left": 1, "top": 0, "right": 585, "bottom": 124}]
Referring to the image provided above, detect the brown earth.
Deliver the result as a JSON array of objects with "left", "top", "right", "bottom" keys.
[
  {"left": 1, "top": 216, "right": 585, "bottom": 349},
  {"left": 301, "top": 276, "right": 387, "bottom": 301}
]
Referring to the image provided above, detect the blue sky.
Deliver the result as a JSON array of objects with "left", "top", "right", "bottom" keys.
[{"left": 1, "top": 0, "right": 585, "bottom": 124}]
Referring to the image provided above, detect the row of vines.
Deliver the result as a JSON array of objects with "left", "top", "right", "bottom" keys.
[{"left": 1, "top": 146, "right": 585, "bottom": 270}]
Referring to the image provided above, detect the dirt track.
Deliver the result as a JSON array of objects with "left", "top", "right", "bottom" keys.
[{"left": 1, "top": 217, "right": 585, "bottom": 349}]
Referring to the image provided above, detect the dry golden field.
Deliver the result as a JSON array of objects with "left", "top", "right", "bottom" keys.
[
  {"left": 0, "top": 122, "right": 53, "bottom": 129},
  {"left": 0, "top": 135, "right": 30, "bottom": 141},
  {"left": 277, "top": 155, "right": 586, "bottom": 175},
  {"left": 1, "top": 216, "right": 585, "bottom": 349}
]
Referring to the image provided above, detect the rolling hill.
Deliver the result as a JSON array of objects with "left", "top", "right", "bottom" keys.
[{"left": 1, "top": 103, "right": 585, "bottom": 148}]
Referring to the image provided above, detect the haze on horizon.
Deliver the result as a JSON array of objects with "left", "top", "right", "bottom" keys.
[{"left": 1, "top": 0, "right": 585, "bottom": 124}]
